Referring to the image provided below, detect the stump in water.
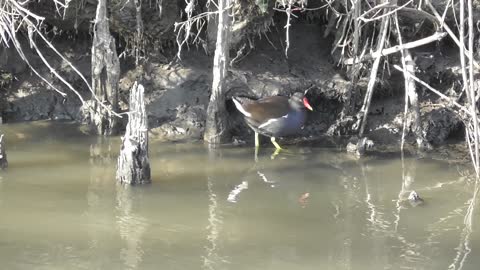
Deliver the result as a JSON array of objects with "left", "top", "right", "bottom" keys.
[
  {"left": 117, "top": 82, "right": 150, "bottom": 185},
  {"left": 0, "top": 134, "right": 7, "bottom": 169}
]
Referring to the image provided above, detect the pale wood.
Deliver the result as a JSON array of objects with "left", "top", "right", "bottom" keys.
[
  {"left": 0, "top": 134, "right": 6, "bottom": 169},
  {"left": 117, "top": 82, "right": 151, "bottom": 185},
  {"left": 344, "top": 32, "right": 447, "bottom": 65},
  {"left": 392, "top": 12, "right": 428, "bottom": 150},
  {"left": 403, "top": 49, "right": 428, "bottom": 149},
  {"left": 426, "top": 0, "right": 480, "bottom": 69},
  {"left": 89, "top": 0, "right": 121, "bottom": 135},
  {"left": 204, "top": 0, "right": 232, "bottom": 145},
  {"left": 358, "top": 2, "right": 390, "bottom": 137},
  {"left": 467, "top": 0, "right": 480, "bottom": 175}
]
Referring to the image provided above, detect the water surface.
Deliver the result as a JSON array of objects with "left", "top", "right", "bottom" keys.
[{"left": 0, "top": 122, "right": 479, "bottom": 270}]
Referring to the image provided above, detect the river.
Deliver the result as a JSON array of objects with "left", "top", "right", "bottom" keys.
[{"left": 0, "top": 121, "right": 478, "bottom": 270}]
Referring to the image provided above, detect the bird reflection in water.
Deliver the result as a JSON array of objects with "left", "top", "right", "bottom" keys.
[{"left": 227, "top": 150, "right": 310, "bottom": 207}]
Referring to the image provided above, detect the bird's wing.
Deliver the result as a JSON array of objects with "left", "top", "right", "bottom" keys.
[{"left": 235, "top": 96, "right": 290, "bottom": 124}]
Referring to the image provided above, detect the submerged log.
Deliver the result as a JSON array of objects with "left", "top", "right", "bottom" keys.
[
  {"left": 0, "top": 134, "right": 7, "bottom": 169},
  {"left": 117, "top": 82, "right": 150, "bottom": 185}
]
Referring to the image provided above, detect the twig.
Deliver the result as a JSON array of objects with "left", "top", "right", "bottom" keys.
[
  {"left": 392, "top": 65, "right": 470, "bottom": 116},
  {"left": 281, "top": 0, "right": 294, "bottom": 57},
  {"left": 359, "top": 2, "right": 390, "bottom": 137},
  {"left": 467, "top": 0, "right": 479, "bottom": 176},
  {"left": 344, "top": 31, "right": 447, "bottom": 65},
  {"left": 1, "top": 0, "right": 121, "bottom": 117},
  {"left": 425, "top": 0, "right": 480, "bottom": 69},
  {"left": 357, "top": 2, "right": 391, "bottom": 19},
  {"left": 394, "top": 13, "right": 409, "bottom": 152},
  {"left": 342, "top": 0, "right": 362, "bottom": 118},
  {"left": 174, "top": 2, "right": 232, "bottom": 59},
  {"left": 459, "top": 0, "right": 478, "bottom": 176},
  {"left": 358, "top": 1, "right": 413, "bottom": 23}
]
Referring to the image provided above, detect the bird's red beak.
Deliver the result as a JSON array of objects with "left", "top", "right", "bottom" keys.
[{"left": 303, "top": 97, "right": 313, "bottom": 111}]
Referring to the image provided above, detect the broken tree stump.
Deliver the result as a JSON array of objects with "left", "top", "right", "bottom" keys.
[
  {"left": 116, "top": 82, "right": 150, "bottom": 185},
  {"left": 0, "top": 134, "right": 7, "bottom": 169},
  {"left": 86, "top": 0, "right": 121, "bottom": 136}
]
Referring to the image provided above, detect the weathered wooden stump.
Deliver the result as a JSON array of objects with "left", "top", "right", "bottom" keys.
[
  {"left": 0, "top": 134, "right": 7, "bottom": 169},
  {"left": 86, "top": 0, "right": 121, "bottom": 136},
  {"left": 116, "top": 82, "right": 150, "bottom": 185}
]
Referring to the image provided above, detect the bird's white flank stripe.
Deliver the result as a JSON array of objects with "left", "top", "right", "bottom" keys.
[
  {"left": 232, "top": 98, "right": 252, "bottom": 117},
  {"left": 258, "top": 114, "right": 288, "bottom": 129}
]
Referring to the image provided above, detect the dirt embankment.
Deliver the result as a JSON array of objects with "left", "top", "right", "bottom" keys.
[{"left": 0, "top": 19, "right": 465, "bottom": 150}]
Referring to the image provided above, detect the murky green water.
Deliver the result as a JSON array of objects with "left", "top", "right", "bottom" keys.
[{"left": 0, "top": 121, "right": 479, "bottom": 270}]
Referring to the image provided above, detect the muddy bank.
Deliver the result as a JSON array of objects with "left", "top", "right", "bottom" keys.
[{"left": 0, "top": 21, "right": 466, "bottom": 150}]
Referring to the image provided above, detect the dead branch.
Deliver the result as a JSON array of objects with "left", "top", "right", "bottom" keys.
[
  {"left": 274, "top": 0, "right": 309, "bottom": 57},
  {"left": 174, "top": 0, "right": 196, "bottom": 59},
  {"left": 358, "top": 2, "right": 390, "bottom": 137},
  {"left": 458, "top": 0, "right": 480, "bottom": 175},
  {"left": 0, "top": 0, "right": 121, "bottom": 117},
  {"left": 392, "top": 65, "right": 470, "bottom": 116},
  {"left": 284, "top": 0, "right": 294, "bottom": 57},
  {"left": 467, "top": 0, "right": 479, "bottom": 175},
  {"left": 174, "top": 1, "right": 232, "bottom": 59},
  {"left": 425, "top": 0, "right": 480, "bottom": 69},
  {"left": 344, "top": 31, "right": 447, "bottom": 65},
  {"left": 0, "top": 134, "right": 7, "bottom": 170},
  {"left": 394, "top": 14, "right": 411, "bottom": 151},
  {"left": 341, "top": 0, "right": 362, "bottom": 118},
  {"left": 358, "top": 1, "right": 413, "bottom": 23},
  {"left": 133, "top": 0, "right": 144, "bottom": 65},
  {"left": 393, "top": 10, "right": 427, "bottom": 150}
]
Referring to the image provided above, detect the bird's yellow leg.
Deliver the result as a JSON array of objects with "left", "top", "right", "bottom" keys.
[
  {"left": 255, "top": 132, "right": 260, "bottom": 148},
  {"left": 270, "top": 137, "right": 283, "bottom": 150},
  {"left": 271, "top": 148, "right": 281, "bottom": 160}
]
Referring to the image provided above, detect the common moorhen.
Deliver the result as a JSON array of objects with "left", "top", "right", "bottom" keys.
[{"left": 232, "top": 92, "right": 313, "bottom": 149}]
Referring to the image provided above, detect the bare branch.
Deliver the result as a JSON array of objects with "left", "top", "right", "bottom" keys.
[
  {"left": 358, "top": 1, "right": 413, "bottom": 23},
  {"left": 467, "top": 0, "right": 479, "bottom": 175},
  {"left": 426, "top": 0, "right": 480, "bottom": 69},
  {"left": 344, "top": 31, "right": 447, "bottom": 65},
  {"left": 358, "top": 2, "right": 390, "bottom": 137},
  {"left": 1, "top": 0, "right": 121, "bottom": 117},
  {"left": 392, "top": 65, "right": 470, "bottom": 116}
]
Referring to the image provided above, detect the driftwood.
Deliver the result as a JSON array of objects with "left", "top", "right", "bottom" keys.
[
  {"left": 88, "top": 0, "right": 121, "bottom": 136},
  {"left": 117, "top": 82, "right": 150, "bottom": 185},
  {"left": 0, "top": 134, "right": 7, "bottom": 169}
]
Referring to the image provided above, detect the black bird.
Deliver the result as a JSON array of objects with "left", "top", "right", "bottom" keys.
[{"left": 232, "top": 92, "right": 313, "bottom": 149}]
